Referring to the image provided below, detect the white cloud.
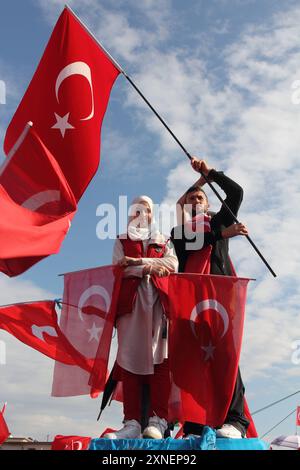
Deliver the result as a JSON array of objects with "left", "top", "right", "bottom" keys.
[
  {"left": 210, "top": 18, "right": 231, "bottom": 35},
  {"left": 0, "top": 275, "right": 55, "bottom": 304},
  {"left": 36, "top": 0, "right": 173, "bottom": 64}
]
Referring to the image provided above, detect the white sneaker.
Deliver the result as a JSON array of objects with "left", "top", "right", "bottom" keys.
[
  {"left": 103, "top": 419, "right": 142, "bottom": 439},
  {"left": 216, "top": 424, "right": 243, "bottom": 439},
  {"left": 143, "top": 416, "right": 168, "bottom": 439}
]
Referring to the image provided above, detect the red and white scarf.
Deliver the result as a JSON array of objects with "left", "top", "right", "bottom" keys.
[{"left": 184, "top": 213, "right": 212, "bottom": 274}]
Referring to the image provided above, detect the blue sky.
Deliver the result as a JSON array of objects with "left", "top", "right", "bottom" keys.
[{"left": 1, "top": 0, "right": 300, "bottom": 443}]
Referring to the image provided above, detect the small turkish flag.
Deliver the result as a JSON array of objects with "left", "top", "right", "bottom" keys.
[
  {"left": 0, "top": 404, "right": 10, "bottom": 445},
  {"left": 297, "top": 406, "right": 300, "bottom": 427},
  {"left": 51, "top": 435, "right": 91, "bottom": 451},
  {"left": 0, "top": 301, "right": 92, "bottom": 371},
  {"left": 0, "top": 125, "right": 77, "bottom": 277},
  {"left": 51, "top": 265, "right": 122, "bottom": 398},
  {"left": 156, "top": 273, "right": 250, "bottom": 428},
  {"left": 4, "top": 7, "right": 120, "bottom": 201}
]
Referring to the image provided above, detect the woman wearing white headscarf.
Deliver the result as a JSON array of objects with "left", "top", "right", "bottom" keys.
[{"left": 104, "top": 196, "right": 178, "bottom": 440}]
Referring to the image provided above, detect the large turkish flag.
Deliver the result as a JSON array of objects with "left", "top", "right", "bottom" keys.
[
  {"left": 157, "top": 273, "right": 249, "bottom": 427},
  {"left": 4, "top": 7, "right": 120, "bottom": 201}
]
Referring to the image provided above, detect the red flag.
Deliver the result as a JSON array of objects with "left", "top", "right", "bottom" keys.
[
  {"left": 156, "top": 273, "right": 249, "bottom": 428},
  {"left": 0, "top": 301, "right": 92, "bottom": 371},
  {"left": 0, "top": 125, "right": 77, "bottom": 277},
  {"left": 51, "top": 435, "right": 91, "bottom": 451},
  {"left": 4, "top": 8, "right": 120, "bottom": 201},
  {"left": 0, "top": 404, "right": 10, "bottom": 445},
  {"left": 52, "top": 265, "right": 122, "bottom": 398},
  {"left": 297, "top": 406, "right": 300, "bottom": 427}
]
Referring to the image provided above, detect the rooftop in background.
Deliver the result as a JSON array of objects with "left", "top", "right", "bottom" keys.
[{"left": 0, "top": 436, "right": 51, "bottom": 451}]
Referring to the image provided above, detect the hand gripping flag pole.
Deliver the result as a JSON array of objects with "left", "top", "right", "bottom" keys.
[{"left": 66, "top": 5, "right": 276, "bottom": 278}]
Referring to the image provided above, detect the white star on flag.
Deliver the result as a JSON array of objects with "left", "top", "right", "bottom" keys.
[
  {"left": 51, "top": 112, "right": 75, "bottom": 137},
  {"left": 201, "top": 341, "right": 216, "bottom": 361},
  {"left": 86, "top": 322, "right": 101, "bottom": 343}
]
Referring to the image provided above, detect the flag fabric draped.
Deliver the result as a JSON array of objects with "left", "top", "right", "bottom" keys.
[
  {"left": 51, "top": 435, "right": 91, "bottom": 451},
  {"left": 51, "top": 265, "right": 122, "bottom": 398},
  {"left": 0, "top": 301, "right": 92, "bottom": 371},
  {"left": 0, "top": 125, "right": 77, "bottom": 277},
  {"left": 4, "top": 7, "right": 120, "bottom": 202},
  {"left": 156, "top": 273, "right": 250, "bottom": 428},
  {"left": 0, "top": 404, "right": 10, "bottom": 445}
]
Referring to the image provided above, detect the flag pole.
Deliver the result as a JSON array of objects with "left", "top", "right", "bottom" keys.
[
  {"left": 0, "top": 121, "right": 33, "bottom": 177},
  {"left": 65, "top": 5, "right": 276, "bottom": 278}
]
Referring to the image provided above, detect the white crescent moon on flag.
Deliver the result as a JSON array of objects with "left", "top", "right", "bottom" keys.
[
  {"left": 22, "top": 190, "right": 60, "bottom": 211},
  {"left": 78, "top": 285, "right": 111, "bottom": 322},
  {"left": 64, "top": 441, "right": 83, "bottom": 450},
  {"left": 55, "top": 62, "right": 94, "bottom": 121},
  {"left": 72, "top": 441, "right": 83, "bottom": 450},
  {"left": 190, "top": 299, "right": 229, "bottom": 339},
  {"left": 31, "top": 325, "right": 58, "bottom": 341}
]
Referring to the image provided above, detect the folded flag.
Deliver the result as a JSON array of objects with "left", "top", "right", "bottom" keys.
[{"left": 0, "top": 125, "right": 77, "bottom": 277}]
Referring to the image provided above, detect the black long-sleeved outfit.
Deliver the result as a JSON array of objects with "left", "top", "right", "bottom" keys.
[{"left": 171, "top": 169, "right": 249, "bottom": 436}]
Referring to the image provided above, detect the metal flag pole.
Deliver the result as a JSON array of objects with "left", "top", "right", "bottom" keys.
[
  {"left": 65, "top": 5, "right": 276, "bottom": 277},
  {"left": 0, "top": 121, "right": 33, "bottom": 177}
]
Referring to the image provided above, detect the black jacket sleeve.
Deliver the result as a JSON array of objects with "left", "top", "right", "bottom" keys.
[{"left": 208, "top": 169, "right": 243, "bottom": 228}]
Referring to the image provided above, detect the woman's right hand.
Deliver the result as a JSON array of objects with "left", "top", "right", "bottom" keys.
[{"left": 143, "top": 265, "right": 171, "bottom": 277}]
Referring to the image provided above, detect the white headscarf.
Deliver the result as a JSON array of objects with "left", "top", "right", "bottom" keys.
[
  {"left": 128, "top": 195, "right": 154, "bottom": 241},
  {"left": 130, "top": 195, "right": 154, "bottom": 214}
]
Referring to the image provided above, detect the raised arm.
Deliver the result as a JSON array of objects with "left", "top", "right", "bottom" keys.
[
  {"left": 188, "top": 157, "right": 244, "bottom": 227},
  {"left": 207, "top": 170, "right": 243, "bottom": 226},
  {"left": 176, "top": 173, "right": 205, "bottom": 225}
]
